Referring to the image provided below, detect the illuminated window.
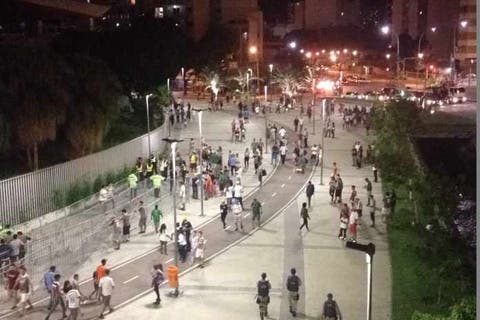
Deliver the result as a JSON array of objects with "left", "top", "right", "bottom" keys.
[{"left": 155, "top": 7, "right": 164, "bottom": 18}]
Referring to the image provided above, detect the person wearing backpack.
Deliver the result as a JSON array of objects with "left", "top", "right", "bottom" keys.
[
  {"left": 322, "top": 293, "right": 342, "bottom": 320},
  {"left": 286, "top": 268, "right": 302, "bottom": 317},
  {"left": 256, "top": 272, "right": 271, "bottom": 320}
]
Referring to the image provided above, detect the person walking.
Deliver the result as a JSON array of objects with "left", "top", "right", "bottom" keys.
[
  {"left": 244, "top": 148, "right": 250, "bottom": 170},
  {"left": 306, "top": 181, "right": 314, "bottom": 208},
  {"left": 110, "top": 217, "right": 121, "bottom": 250},
  {"left": 334, "top": 175, "right": 343, "bottom": 204},
  {"left": 177, "top": 229, "right": 188, "bottom": 263},
  {"left": 45, "top": 274, "right": 67, "bottom": 320},
  {"left": 293, "top": 117, "right": 299, "bottom": 132},
  {"left": 220, "top": 200, "right": 228, "bottom": 229},
  {"left": 138, "top": 201, "right": 147, "bottom": 233},
  {"left": 369, "top": 194, "right": 377, "bottom": 227},
  {"left": 11, "top": 266, "right": 33, "bottom": 317},
  {"left": 279, "top": 143, "right": 287, "bottom": 165},
  {"left": 233, "top": 180, "right": 244, "bottom": 210},
  {"left": 127, "top": 173, "right": 138, "bottom": 200},
  {"left": 349, "top": 185, "right": 357, "bottom": 206},
  {"left": 150, "top": 173, "right": 165, "bottom": 198},
  {"left": 43, "top": 266, "right": 56, "bottom": 310},
  {"left": 151, "top": 264, "right": 164, "bottom": 305},
  {"left": 372, "top": 164, "right": 378, "bottom": 183},
  {"left": 322, "top": 293, "right": 342, "bottom": 320},
  {"left": 98, "top": 269, "right": 115, "bottom": 319},
  {"left": 179, "top": 181, "right": 186, "bottom": 211},
  {"left": 299, "top": 202, "right": 310, "bottom": 231},
  {"left": 121, "top": 209, "right": 130, "bottom": 242},
  {"left": 256, "top": 273, "right": 271, "bottom": 320},
  {"left": 251, "top": 198, "right": 262, "bottom": 228},
  {"left": 65, "top": 282, "right": 82, "bottom": 320},
  {"left": 193, "top": 231, "right": 207, "bottom": 267},
  {"left": 364, "top": 178, "right": 372, "bottom": 206},
  {"left": 99, "top": 185, "right": 109, "bottom": 213},
  {"left": 159, "top": 224, "right": 171, "bottom": 255},
  {"left": 328, "top": 176, "right": 336, "bottom": 204},
  {"left": 232, "top": 198, "right": 244, "bottom": 231},
  {"left": 286, "top": 268, "right": 302, "bottom": 317},
  {"left": 151, "top": 205, "right": 162, "bottom": 233}
]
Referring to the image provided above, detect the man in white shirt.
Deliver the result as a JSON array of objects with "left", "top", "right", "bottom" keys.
[
  {"left": 278, "top": 127, "right": 287, "bottom": 139},
  {"left": 98, "top": 269, "right": 115, "bottom": 319},
  {"left": 231, "top": 199, "right": 243, "bottom": 231},
  {"left": 65, "top": 285, "right": 82, "bottom": 320},
  {"left": 310, "top": 144, "right": 319, "bottom": 166},
  {"left": 99, "top": 186, "right": 108, "bottom": 212},
  {"left": 233, "top": 181, "right": 244, "bottom": 210}
]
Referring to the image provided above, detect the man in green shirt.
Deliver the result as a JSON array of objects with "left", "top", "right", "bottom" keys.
[
  {"left": 127, "top": 173, "right": 138, "bottom": 200},
  {"left": 150, "top": 174, "right": 165, "bottom": 198},
  {"left": 151, "top": 205, "right": 162, "bottom": 233}
]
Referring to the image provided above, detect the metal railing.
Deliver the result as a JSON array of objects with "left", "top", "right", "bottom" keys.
[{"left": 0, "top": 125, "right": 168, "bottom": 226}]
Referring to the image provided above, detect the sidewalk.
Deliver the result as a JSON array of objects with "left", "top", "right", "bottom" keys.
[
  {"left": 0, "top": 106, "right": 275, "bottom": 314},
  {"left": 102, "top": 98, "right": 392, "bottom": 319}
]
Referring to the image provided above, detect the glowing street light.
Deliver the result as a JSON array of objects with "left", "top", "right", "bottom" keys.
[
  {"left": 305, "top": 51, "right": 312, "bottom": 59},
  {"left": 431, "top": 26, "right": 437, "bottom": 32},
  {"left": 321, "top": 49, "right": 326, "bottom": 54},
  {"left": 417, "top": 53, "right": 424, "bottom": 59},
  {"left": 352, "top": 50, "right": 358, "bottom": 56},
  {"left": 315, "top": 52, "right": 320, "bottom": 56},
  {"left": 300, "top": 49, "right": 305, "bottom": 54},
  {"left": 460, "top": 20, "right": 468, "bottom": 28},
  {"left": 330, "top": 54, "right": 337, "bottom": 63},
  {"left": 289, "top": 41, "right": 297, "bottom": 49},
  {"left": 343, "top": 48, "right": 348, "bottom": 54},
  {"left": 385, "top": 53, "right": 391, "bottom": 59},
  {"left": 381, "top": 25, "right": 390, "bottom": 35},
  {"left": 268, "top": 64, "right": 273, "bottom": 73},
  {"left": 249, "top": 45, "right": 258, "bottom": 54}
]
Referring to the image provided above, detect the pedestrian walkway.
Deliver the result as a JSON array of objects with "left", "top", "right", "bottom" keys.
[
  {"left": 96, "top": 98, "right": 392, "bottom": 319},
  {"left": 0, "top": 106, "right": 275, "bottom": 317}
]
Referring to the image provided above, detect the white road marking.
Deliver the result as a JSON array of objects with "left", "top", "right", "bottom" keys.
[
  {"left": 288, "top": 176, "right": 292, "bottom": 180},
  {"left": 281, "top": 184, "right": 285, "bottom": 188},
  {"left": 261, "top": 202, "right": 265, "bottom": 206},
  {"left": 244, "top": 213, "right": 251, "bottom": 218},
  {"left": 226, "top": 225, "right": 232, "bottom": 230},
  {"left": 272, "top": 192, "right": 277, "bottom": 197},
  {"left": 123, "top": 275, "right": 139, "bottom": 284},
  {"left": 165, "top": 258, "right": 174, "bottom": 263}
]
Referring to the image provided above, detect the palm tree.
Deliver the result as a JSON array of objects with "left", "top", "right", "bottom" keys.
[
  {"left": 271, "top": 69, "right": 302, "bottom": 100},
  {"left": 228, "top": 70, "right": 262, "bottom": 97}
]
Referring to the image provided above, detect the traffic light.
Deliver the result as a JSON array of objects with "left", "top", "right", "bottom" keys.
[{"left": 346, "top": 241, "right": 376, "bottom": 257}]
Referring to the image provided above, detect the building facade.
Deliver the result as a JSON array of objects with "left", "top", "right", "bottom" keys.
[{"left": 456, "top": 0, "right": 476, "bottom": 67}]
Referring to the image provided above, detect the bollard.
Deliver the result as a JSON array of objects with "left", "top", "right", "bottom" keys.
[{"left": 167, "top": 265, "right": 179, "bottom": 297}]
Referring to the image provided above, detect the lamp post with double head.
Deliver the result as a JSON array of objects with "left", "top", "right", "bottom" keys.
[{"left": 162, "top": 138, "right": 184, "bottom": 269}]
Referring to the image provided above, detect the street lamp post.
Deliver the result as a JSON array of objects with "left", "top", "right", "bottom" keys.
[
  {"left": 162, "top": 138, "right": 184, "bottom": 272},
  {"left": 320, "top": 99, "right": 326, "bottom": 185},
  {"left": 346, "top": 241, "right": 376, "bottom": 320},
  {"left": 381, "top": 25, "right": 401, "bottom": 78},
  {"left": 452, "top": 20, "right": 468, "bottom": 84},
  {"left": 145, "top": 94, "right": 153, "bottom": 156},
  {"left": 192, "top": 108, "right": 206, "bottom": 217},
  {"left": 249, "top": 46, "right": 260, "bottom": 97}
]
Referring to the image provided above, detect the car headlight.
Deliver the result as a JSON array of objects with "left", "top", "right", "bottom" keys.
[
  {"left": 452, "top": 97, "right": 458, "bottom": 103},
  {"left": 462, "top": 97, "right": 467, "bottom": 102},
  {"left": 439, "top": 101, "right": 443, "bottom": 106}
]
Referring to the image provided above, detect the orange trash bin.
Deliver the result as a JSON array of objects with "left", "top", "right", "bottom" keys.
[{"left": 167, "top": 265, "right": 179, "bottom": 288}]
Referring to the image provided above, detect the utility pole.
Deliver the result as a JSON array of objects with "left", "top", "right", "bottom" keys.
[{"left": 192, "top": 108, "right": 207, "bottom": 217}]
